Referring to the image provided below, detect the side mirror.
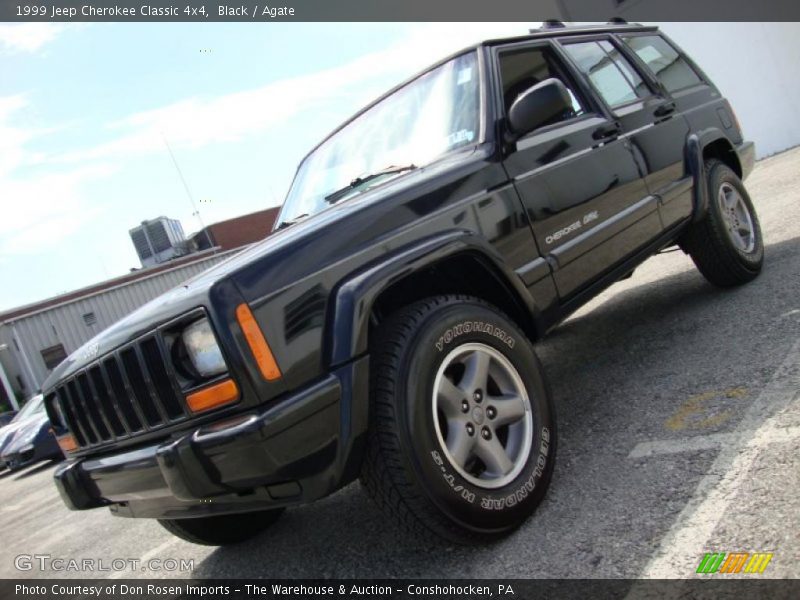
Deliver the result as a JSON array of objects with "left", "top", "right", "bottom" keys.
[{"left": 507, "top": 78, "right": 573, "bottom": 138}]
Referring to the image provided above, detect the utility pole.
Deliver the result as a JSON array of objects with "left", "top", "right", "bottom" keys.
[{"left": 161, "top": 134, "right": 216, "bottom": 254}]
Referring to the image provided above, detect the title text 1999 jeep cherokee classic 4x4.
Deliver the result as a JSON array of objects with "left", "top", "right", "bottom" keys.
[{"left": 44, "top": 23, "right": 762, "bottom": 545}]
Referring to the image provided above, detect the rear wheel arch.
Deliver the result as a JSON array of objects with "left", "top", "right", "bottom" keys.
[
  {"left": 702, "top": 137, "right": 742, "bottom": 178},
  {"left": 687, "top": 131, "right": 743, "bottom": 223}
]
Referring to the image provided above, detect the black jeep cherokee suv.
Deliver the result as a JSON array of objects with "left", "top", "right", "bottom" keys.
[{"left": 44, "top": 23, "right": 762, "bottom": 545}]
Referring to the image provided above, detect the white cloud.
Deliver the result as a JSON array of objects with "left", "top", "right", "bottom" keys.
[
  {"left": 0, "top": 95, "right": 38, "bottom": 178},
  {"left": 55, "top": 23, "right": 529, "bottom": 164},
  {"left": 0, "top": 23, "right": 71, "bottom": 54},
  {"left": 0, "top": 164, "right": 114, "bottom": 256},
  {"left": 0, "top": 96, "right": 113, "bottom": 256},
  {"left": 0, "top": 23, "right": 532, "bottom": 257}
]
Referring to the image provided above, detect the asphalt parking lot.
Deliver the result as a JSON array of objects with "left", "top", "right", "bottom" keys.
[{"left": 1, "top": 147, "right": 799, "bottom": 580}]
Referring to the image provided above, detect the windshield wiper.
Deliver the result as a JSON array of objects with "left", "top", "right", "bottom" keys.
[
  {"left": 324, "top": 164, "right": 417, "bottom": 205},
  {"left": 276, "top": 213, "right": 309, "bottom": 230}
]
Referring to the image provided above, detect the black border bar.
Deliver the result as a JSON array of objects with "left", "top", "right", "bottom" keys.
[
  {"left": 5, "top": 579, "right": 800, "bottom": 600},
  {"left": 2, "top": 0, "right": 800, "bottom": 22}
]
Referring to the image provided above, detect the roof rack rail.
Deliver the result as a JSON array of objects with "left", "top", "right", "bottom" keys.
[
  {"left": 607, "top": 17, "right": 642, "bottom": 25},
  {"left": 541, "top": 19, "right": 566, "bottom": 29}
]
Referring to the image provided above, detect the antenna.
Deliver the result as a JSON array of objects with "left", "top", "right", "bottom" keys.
[{"left": 161, "top": 133, "right": 215, "bottom": 253}]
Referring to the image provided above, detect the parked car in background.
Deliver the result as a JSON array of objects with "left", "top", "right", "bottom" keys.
[
  {"left": 0, "top": 399, "right": 40, "bottom": 471},
  {"left": 0, "top": 411, "right": 17, "bottom": 427},
  {"left": 0, "top": 394, "right": 61, "bottom": 472}
]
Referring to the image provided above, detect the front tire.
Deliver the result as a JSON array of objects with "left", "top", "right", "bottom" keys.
[
  {"left": 360, "top": 295, "right": 556, "bottom": 544},
  {"left": 682, "top": 159, "right": 764, "bottom": 286},
  {"left": 158, "top": 508, "right": 285, "bottom": 546}
]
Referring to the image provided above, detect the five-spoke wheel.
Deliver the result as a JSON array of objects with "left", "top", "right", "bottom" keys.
[
  {"left": 717, "top": 181, "right": 756, "bottom": 253},
  {"left": 361, "top": 296, "right": 555, "bottom": 543},
  {"left": 433, "top": 343, "right": 532, "bottom": 489},
  {"left": 681, "top": 159, "right": 763, "bottom": 287}
]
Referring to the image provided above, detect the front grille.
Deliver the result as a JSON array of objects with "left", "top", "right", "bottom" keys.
[{"left": 47, "top": 334, "right": 188, "bottom": 449}]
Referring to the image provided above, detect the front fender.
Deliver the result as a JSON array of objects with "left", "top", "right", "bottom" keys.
[{"left": 326, "top": 230, "right": 539, "bottom": 368}]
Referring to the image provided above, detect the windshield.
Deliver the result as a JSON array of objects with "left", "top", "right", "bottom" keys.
[
  {"left": 279, "top": 51, "right": 481, "bottom": 224},
  {"left": 12, "top": 394, "right": 45, "bottom": 423}
]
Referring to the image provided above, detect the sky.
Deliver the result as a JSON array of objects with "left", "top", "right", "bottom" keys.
[{"left": 0, "top": 22, "right": 536, "bottom": 313}]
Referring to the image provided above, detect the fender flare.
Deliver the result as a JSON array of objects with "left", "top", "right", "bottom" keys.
[
  {"left": 326, "top": 230, "right": 541, "bottom": 367},
  {"left": 686, "top": 128, "right": 740, "bottom": 224}
]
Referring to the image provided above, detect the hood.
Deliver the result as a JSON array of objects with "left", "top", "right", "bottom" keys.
[
  {"left": 39, "top": 189, "right": 379, "bottom": 391},
  {"left": 1, "top": 414, "right": 49, "bottom": 454},
  {"left": 0, "top": 408, "right": 42, "bottom": 446},
  {"left": 42, "top": 270, "right": 220, "bottom": 391},
  {"left": 0, "top": 422, "right": 23, "bottom": 452},
  {"left": 42, "top": 147, "right": 485, "bottom": 392}
]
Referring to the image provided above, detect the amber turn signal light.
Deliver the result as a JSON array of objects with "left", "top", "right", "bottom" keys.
[
  {"left": 57, "top": 434, "right": 78, "bottom": 453},
  {"left": 235, "top": 303, "right": 282, "bottom": 381},
  {"left": 186, "top": 378, "right": 240, "bottom": 413}
]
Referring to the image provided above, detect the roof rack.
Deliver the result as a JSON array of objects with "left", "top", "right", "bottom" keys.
[
  {"left": 607, "top": 17, "right": 642, "bottom": 25},
  {"left": 529, "top": 19, "right": 567, "bottom": 33}
]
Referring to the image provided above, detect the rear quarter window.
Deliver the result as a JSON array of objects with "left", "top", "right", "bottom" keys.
[{"left": 621, "top": 35, "right": 703, "bottom": 93}]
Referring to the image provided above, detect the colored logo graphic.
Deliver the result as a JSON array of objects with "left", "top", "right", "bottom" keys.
[{"left": 696, "top": 552, "right": 773, "bottom": 574}]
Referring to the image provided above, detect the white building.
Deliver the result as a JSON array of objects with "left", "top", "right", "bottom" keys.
[
  {"left": 0, "top": 249, "right": 237, "bottom": 409},
  {"left": 656, "top": 22, "right": 800, "bottom": 158}
]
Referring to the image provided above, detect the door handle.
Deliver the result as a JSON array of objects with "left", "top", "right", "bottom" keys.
[
  {"left": 654, "top": 101, "right": 676, "bottom": 118},
  {"left": 592, "top": 122, "right": 621, "bottom": 141}
]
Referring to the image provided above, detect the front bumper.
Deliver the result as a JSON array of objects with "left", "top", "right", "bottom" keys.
[{"left": 54, "top": 358, "right": 368, "bottom": 519}]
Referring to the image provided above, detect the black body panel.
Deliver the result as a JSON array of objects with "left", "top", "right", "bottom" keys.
[{"left": 43, "top": 23, "right": 756, "bottom": 519}]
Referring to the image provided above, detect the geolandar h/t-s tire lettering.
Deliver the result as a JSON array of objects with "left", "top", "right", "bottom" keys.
[
  {"left": 360, "top": 295, "right": 556, "bottom": 544},
  {"left": 682, "top": 159, "right": 764, "bottom": 287}
]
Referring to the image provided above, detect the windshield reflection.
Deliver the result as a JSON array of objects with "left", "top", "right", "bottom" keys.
[{"left": 279, "top": 51, "right": 481, "bottom": 224}]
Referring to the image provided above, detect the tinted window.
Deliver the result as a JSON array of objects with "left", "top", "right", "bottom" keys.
[
  {"left": 622, "top": 35, "right": 703, "bottom": 92},
  {"left": 498, "top": 46, "right": 585, "bottom": 121},
  {"left": 598, "top": 41, "right": 649, "bottom": 98},
  {"left": 564, "top": 41, "right": 647, "bottom": 108}
]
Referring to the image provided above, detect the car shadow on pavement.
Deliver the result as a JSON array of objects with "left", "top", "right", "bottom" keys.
[
  {"left": 5, "top": 459, "right": 61, "bottom": 481},
  {"left": 190, "top": 235, "right": 799, "bottom": 578}
]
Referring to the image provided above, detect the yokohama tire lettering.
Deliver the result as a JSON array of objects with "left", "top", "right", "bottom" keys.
[{"left": 436, "top": 321, "right": 516, "bottom": 352}]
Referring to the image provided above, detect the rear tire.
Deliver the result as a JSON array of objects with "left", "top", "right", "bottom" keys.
[
  {"left": 681, "top": 159, "right": 763, "bottom": 286},
  {"left": 360, "top": 295, "right": 556, "bottom": 544},
  {"left": 158, "top": 508, "right": 285, "bottom": 546}
]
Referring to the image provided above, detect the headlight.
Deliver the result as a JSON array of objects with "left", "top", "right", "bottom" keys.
[{"left": 182, "top": 318, "right": 227, "bottom": 378}]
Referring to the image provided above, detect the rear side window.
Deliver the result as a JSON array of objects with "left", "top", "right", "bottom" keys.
[
  {"left": 563, "top": 41, "right": 648, "bottom": 108},
  {"left": 622, "top": 35, "right": 703, "bottom": 92}
]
